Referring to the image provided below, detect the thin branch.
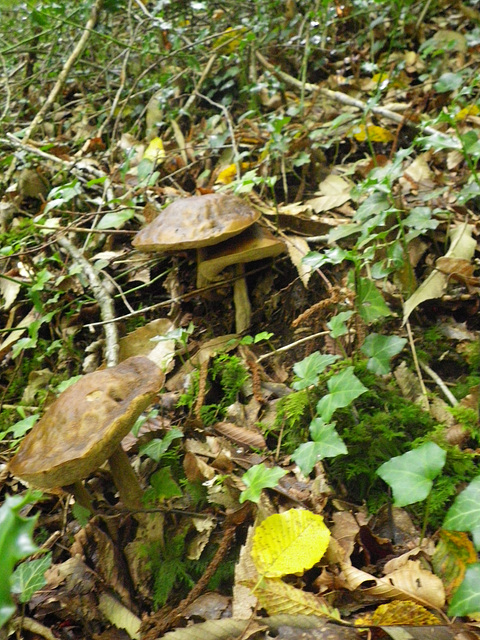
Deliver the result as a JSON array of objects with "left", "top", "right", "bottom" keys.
[
  {"left": 57, "top": 236, "right": 119, "bottom": 367},
  {"left": 405, "top": 320, "right": 429, "bottom": 411},
  {"left": 419, "top": 361, "right": 458, "bottom": 407},
  {"left": 255, "top": 50, "right": 454, "bottom": 141},
  {"left": 257, "top": 330, "right": 329, "bottom": 362}
]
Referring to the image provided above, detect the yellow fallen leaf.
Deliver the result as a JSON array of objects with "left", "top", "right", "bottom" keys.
[
  {"left": 252, "top": 509, "right": 330, "bottom": 578},
  {"left": 143, "top": 137, "right": 165, "bottom": 164},
  {"left": 351, "top": 124, "right": 394, "bottom": 143},
  {"left": 216, "top": 162, "right": 252, "bottom": 184},
  {"left": 455, "top": 105, "right": 480, "bottom": 121}
]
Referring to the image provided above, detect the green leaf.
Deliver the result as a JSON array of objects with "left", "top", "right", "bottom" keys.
[
  {"left": 292, "top": 352, "right": 339, "bottom": 390},
  {"left": 356, "top": 277, "right": 391, "bottom": 322},
  {"left": 448, "top": 564, "right": 480, "bottom": 616},
  {"left": 316, "top": 367, "right": 367, "bottom": 422},
  {"left": 97, "top": 209, "right": 135, "bottom": 230},
  {"left": 240, "top": 464, "right": 286, "bottom": 504},
  {"left": 327, "top": 311, "right": 354, "bottom": 338},
  {"left": 434, "top": 72, "right": 463, "bottom": 93},
  {"left": 148, "top": 467, "right": 183, "bottom": 501},
  {"left": 139, "top": 428, "right": 183, "bottom": 462},
  {"left": 11, "top": 553, "right": 52, "bottom": 604},
  {"left": 292, "top": 419, "right": 348, "bottom": 476},
  {"left": 376, "top": 442, "right": 446, "bottom": 507},
  {"left": 0, "top": 493, "right": 40, "bottom": 628},
  {"left": 443, "top": 476, "right": 480, "bottom": 549},
  {"left": 361, "top": 334, "right": 407, "bottom": 375}
]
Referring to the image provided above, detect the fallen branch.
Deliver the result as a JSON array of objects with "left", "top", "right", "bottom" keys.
[
  {"left": 255, "top": 50, "right": 453, "bottom": 140},
  {"left": 57, "top": 236, "right": 119, "bottom": 367}
]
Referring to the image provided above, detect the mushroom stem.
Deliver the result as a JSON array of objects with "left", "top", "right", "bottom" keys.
[
  {"left": 64, "top": 481, "right": 95, "bottom": 513},
  {"left": 233, "top": 263, "right": 251, "bottom": 333},
  {"left": 108, "top": 446, "right": 144, "bottom": 511}
]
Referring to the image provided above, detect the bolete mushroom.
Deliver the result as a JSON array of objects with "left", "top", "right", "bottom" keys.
[
  {"left": 132, "top": 193, "right": 284, "bottom": 332},
  {"left": 197, "top": 224, "right": 285, "bottom": 332},
  {"left": 8, "top": 356, "right": 164, "bottom": 512}
]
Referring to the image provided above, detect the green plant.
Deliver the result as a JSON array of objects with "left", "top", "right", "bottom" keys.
[
  {"left": 0, "top": 492, "right": 44, "bottom": 629},
  {"left": 177, "top": 352, "right": 249, "bottom": 426}
]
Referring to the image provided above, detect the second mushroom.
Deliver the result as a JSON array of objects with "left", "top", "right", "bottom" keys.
[{"left": 132, "top": 193, "right": 285, "bottom": 332}]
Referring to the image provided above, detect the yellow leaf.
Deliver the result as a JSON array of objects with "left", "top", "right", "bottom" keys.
[
  {"left": 255, "top": 577, "right": 341, "bottom": 621},
  {"left": 455, "top": 105, "right": 479, "bottom": 121},
  {"left": 251, "top": 509, "right": 330, "bottom": 578},
  {"left": 351, "top": 124, "right": 394, "bottom": 143},
  {"left": 354, "top": 600, "right": 440, "bottom": 626},
  {"left": 143, "top": 137, "right": 165, "bottom": 164},
  {"left": 216, "top": 162, "right": 252, "bottom": 184},
  {"left": 212, "top": 27, "right": 247, "bottom": 54}
]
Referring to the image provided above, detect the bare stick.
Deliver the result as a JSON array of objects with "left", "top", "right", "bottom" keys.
[
  {"left": 19, "top": 0, "right": 102, "bottom": 144},
  {"left": 255, "top": 50, "right": 453, "bottom": 141},
  {"left": 405, "top": 320, "right": 429, "bottom": 411},
  {"left": 5, "top": 0, "right": 103, "bottom": 184},
  {"left": 419, "top": 361, "right": 458, "bottom": 407},
  {"left": 57, "top": 236, "right": 119, "bottom": 367}
]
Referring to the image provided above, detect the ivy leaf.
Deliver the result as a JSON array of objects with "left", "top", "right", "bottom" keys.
[
  {"left": 361, "top": 333, "right": 407, "bottom": 375},
  {"left": 139, "top": 428, "right": 183, "bottom": 462},
  {"left": 443, "top": 476, "right": 480, "bottom": 549},
  {"left": 377, "top": 442, "right": 446, "bottom": 507},
  {"left": 316, "top": 367, "right": 367, "bottom": 422},
  {"left": 148, "top": 467, "right": 183, "bottom": 502},
  {"left": 11, "top": 553, "right": 52, "bottom": 604},
  {"left": 293, "top": 419, "right": 348, "bottom": 475},
  {"left": 240, "top": 464, "right": 286, "bottom": 504},
  {"left": 292, "top": 352, "right": 339, "bottom": 390},
  {"left": 356, "top": 277, "right": 391, "bottom": 322},
  {"left": 327, "top": 311, "right": 354, "bottom": 338},
  {"left": 448, "top": 564, "right": 480, "bottom": 616}
]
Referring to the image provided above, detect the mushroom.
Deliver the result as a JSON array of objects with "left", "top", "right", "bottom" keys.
[
  {"left": 132, "top": 192, "right": 260, "bottom": 251},
  {"left": 132, "top": 193, "right": 284, "bottom": 332},
  {"left": 197, "top": 224, "right": 285, "bottom": 332},
  {"left": 8, "top": 356, "right": 165, "bottom": 512}
]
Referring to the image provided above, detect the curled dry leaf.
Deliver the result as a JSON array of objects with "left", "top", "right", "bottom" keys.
[{"left": 341, "top": 560, "right": 445, "bottom": 610}]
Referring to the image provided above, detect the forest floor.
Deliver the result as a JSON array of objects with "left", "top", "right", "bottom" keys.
[{"left": 1, "top": 1, "right": 480, "bottom": 639}]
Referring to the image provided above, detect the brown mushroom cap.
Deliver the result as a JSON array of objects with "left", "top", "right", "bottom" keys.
[
  {"left": 132, "top": 193, "right": 260, "bottom": 251},
  {"left": 8, "top": 356, "right": 164, "bottom": 490}
]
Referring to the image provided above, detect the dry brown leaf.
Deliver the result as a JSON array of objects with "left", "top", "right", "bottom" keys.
[
  {"left": 284, "top": 235, "right": 313, "bottom": 287},
  {"left": 306, "top": 175, "right": 352, "bottom": 213},
  {"left": 403, "top": 223, "right": 476, "bottom": 324},
  {"left": 214, "top": 421, "right": 266, "bottom": 449},
  {"left": 341, "top": 560, "right": 445, "bottom": 609}
]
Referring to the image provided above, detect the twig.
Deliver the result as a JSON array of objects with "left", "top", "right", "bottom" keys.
[
  {"left": 196, "top": 91, "right": 242, "bottom": 179},
  {"left": 257, "top": 330, "right": 329, "bottom": 362},
  {"left": 57, "top": 236, "right": 119, "bottom": 367},
  {"left": 10, "top": 617, "right": 56, "bottom": 640},
  {"left": 19, "top": 0, "right": 102, "bottom": 144},
  {"left": 255, "top": 50, "right": 454, "bottom": 141},
  {"left": 405, "top": 320, "right": 429, "bottom": 411},
  {"left": 419, "top": 361, "right": 458, "bottom": 407}
]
